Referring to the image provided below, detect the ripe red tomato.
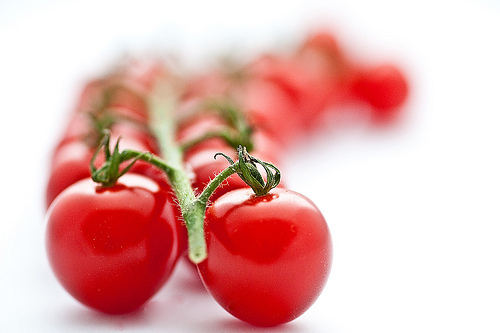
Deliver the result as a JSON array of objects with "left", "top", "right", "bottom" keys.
[
  {"left": 197, "top": 188, "right": 332, "bottom": 326},
  {"left": 245, "top": 53, "right": 344, "bottom": 131},
  {"left": 45, "top": 174, "right": 187, "bottom": 314},
  {"left": 350, "top": 64, "right": 409, "bottom": 123}
]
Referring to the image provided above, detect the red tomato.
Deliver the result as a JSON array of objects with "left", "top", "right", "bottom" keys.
[
  {"left": 197, "top": 188, "right": 332, "bottom": 326},
  {"left": 45, "top": 174, "right": 187, "bottom": 314},
  {"left": 246, "top": 54, "right": 341, "bottom": 131},
  {"left": 350, "top": 64, "right": 409, "bottom": 123}
]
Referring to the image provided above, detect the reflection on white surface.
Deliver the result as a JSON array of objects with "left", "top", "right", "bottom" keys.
[{"left": 1, "top": 0, "right": 500, "bottom": 332}]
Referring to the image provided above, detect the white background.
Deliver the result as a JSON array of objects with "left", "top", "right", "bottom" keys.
[{"left": 1, "top": 0, "right": 500, "bottom": 332}]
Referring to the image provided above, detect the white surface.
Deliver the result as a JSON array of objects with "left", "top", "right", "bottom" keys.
[{"left": 1, "top": 0, "right": 500, "bottom": 332}]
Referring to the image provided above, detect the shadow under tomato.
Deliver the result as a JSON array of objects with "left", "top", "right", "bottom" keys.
[
  {"left": 57, "top": 303, "right": 151, "bottom": 330},
  {"left": 207, "top": 317, "right": 306, "bottom": 333}
]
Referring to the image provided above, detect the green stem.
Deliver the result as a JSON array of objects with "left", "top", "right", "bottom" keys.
[
  {"left": 146, "top": 84, "right": 210, "bottom": 264},
  {"left": 197, "top": 163, "right": 239, "bottom": 207}
]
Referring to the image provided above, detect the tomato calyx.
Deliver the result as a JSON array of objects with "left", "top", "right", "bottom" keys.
[
  {"left": 214, "top": 145, "right": 281, "bottom": 196},
  {"left": 90, "top": 130, "right": 154, "bottom": 188}
]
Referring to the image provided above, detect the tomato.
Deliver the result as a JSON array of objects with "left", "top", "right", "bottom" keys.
[
  {"left": 45, "top": 174, "right": 187, "bottom": 314},
  {"left": 197, "top": 188, "right": 332, "bottom": 326},
  {"left": 350, "top": 64, "right": 409, "bottom": 123},
  {"left": 246, "top": 54, "right": 343, "bottom": 131}
]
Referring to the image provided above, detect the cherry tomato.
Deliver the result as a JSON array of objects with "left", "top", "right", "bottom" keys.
[
  {"left": 197, "top": 188, "right": 332, "bottom": 326},
  {"left": 246, "top": 54, "right": 340, "bottom": 131},
  {"left": 350, "top": 64, "right": 409, "bottom": 123},
  {"left": 45, "top": 174, "right": 187, "bottom": 314}
]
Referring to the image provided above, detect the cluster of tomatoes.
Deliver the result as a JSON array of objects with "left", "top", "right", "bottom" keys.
[{"left": 44, "top": 29, "right": 409, "bottom": 327}]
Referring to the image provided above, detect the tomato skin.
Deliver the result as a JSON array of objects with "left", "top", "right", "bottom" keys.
[
  {"left": 350, "top": 64, "right": 409, "bottom": 123},
  {"left": 246, "top": 53, "right": 348, "bottom": 132},
  {"left": 180, "top": 69, "right": 232, "bottom": 102},
  {"left": 45, "top": 174, "right": 186, "bottom": 314},
  {"left": 176, "top": 113, "right": 229, "bottom": 160},
  {"left": 240, "top": 78, "right": 304, "bottom": 144},
  {"left": 197, "top": 188, "right": 332, "bottom": 327}
]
